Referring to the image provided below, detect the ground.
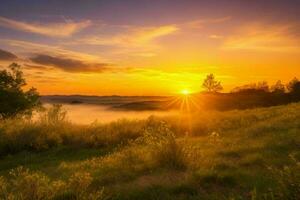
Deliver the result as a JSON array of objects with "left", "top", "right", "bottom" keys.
[{"left": 0, "top": 103, "right": 299, "bottom": 199}]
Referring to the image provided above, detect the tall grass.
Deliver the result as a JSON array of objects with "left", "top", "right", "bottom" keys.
[
  {"left": 0, "top": 105, "right": 146, "bottom": 156},
  {"left": 0, "top": 167, "right": 107, "bottom": 200},
  {"left": 0, "top": 103, "right": 300, "bottom": 199},
  {"left": 1, "top": 103, "right": 300, "bottom": 156},
  {"left": 139, "top": 121, "right": 186, "bottom": 170}
]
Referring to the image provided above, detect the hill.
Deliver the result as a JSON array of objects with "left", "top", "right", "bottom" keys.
[
  {"left": 0, "top": 103, "right": 299, "bottom": 199},
  {"left": 41, "top": 92, "right": 300, "bottom": 112}
]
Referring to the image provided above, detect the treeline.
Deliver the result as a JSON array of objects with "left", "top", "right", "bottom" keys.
[
  {"left": 231, "top": 78, "right": 300, "bottom": 95},
  {"left": 200, "top": 77, "right": 300, "bottom": 110}
]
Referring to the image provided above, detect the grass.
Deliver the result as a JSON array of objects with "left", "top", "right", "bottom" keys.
[{"left": 0, "top": 103, "right": 300, "bottom": 199}]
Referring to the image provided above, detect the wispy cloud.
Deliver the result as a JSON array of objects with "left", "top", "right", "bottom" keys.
[
  {"left": 0, "top": 16, "right": 91, "bottom": 37},
  {"left": 0, "top": 48, "right": 17, "bottom": 60},
  {"left": 209, "top": 34, "right": 223, "bottom": 39},
  {"left": 81, "top": 25, "right": 178, "bottom": 47},
  {"left": 2, "top": 39, "right": 113, "bottom": 73},
  {"left": 75, "top": 16, "right": 230, "bottom": 58},
  {"left": 185, "top": 16, "right": 231, "bottom": 29},
  {"left": 24, "top": 64, "right": 54, "bottom": 71},
  {"left": 29, "top": 54, "right": 111, "bottom": 73},
  {"left": 4, "top": 39, "right": 102, "bottom": 62},
  {"left": 73, "top": 24, "right": 178, "bottom": 58},
  {"left": 80, "top": 17, "right": 230, "bottom": 47},
  {"left": 223, "top": 22, "right": 300, "bottom": 52}
]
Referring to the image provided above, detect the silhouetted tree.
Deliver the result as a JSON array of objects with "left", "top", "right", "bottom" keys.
[
  {"left": 256, "top": 81, "right": 269, "bottom": 92},
  {"left": 202, "top": 74, "right": 223, "bottom": 93},
  {"left": 231, "top": 83, "right": 256, "bottom": 93},
  {"left": 287, "top": 78, "right": 300, "bottom": 94},
  {"left": 0, "top": 63, "right": 40, "bottom": 118},
  {"left": 271, "top": 80, "right": 285, "bottom": 94},
  {"left": 231, "top": 82, "right": 270, "bottom": 94}
]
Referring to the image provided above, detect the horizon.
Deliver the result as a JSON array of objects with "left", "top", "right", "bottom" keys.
[
  {"left": 0, "top": 0, "right": 300, "bottom": 96},
  {"left": 1, "top": 2, "right": 300, "bottom": 199}
]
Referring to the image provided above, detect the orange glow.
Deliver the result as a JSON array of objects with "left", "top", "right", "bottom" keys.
[{"left": 0, "top": 6, "right": 299, "bottom": 96}]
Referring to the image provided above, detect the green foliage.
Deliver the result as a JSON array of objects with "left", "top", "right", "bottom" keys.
[
  {"left": 269, "top": 160, "right": 300, "bottom": 200},
  {"left": 0, "top": 63, "right": 40, "bottom": 119},
  {"left": 0, "top": 104, "right": 146, "bottom": 156},
  {"left": 140, "top": 121, "right": 186, "bottom": 170},
  {"left": 0, "top": 105, "right": 67, "bottom": 155},
  {"left": 0, "top": 167, "right": 107, "bottom": 200},
  {"left": 0, "top": 103, "right": 300, "bottom": 199},
  {"left": 248, "top": 159, "right": 300, "bottom": 200}
]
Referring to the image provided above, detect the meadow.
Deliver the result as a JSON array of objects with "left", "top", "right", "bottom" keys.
[{"left": 0, "top": 103, "right": 299, "bottom": 200}]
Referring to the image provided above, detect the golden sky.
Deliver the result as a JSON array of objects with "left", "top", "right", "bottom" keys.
[{"left": 0, "top": 1, "right": 300, "bottom": 95}]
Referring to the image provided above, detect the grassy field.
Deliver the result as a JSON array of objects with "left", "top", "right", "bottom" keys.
[{"left": 0, "top": 103, "right": 299, "bottom": 199}]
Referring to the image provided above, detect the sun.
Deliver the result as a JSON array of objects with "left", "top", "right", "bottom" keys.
[{"left": 181, "top": 89, "right": 191, "bottom": 95}]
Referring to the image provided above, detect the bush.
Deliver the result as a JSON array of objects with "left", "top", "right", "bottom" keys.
[
  {"left": 68, "top": 171, "right": 93, "bottom": 196},
  {"left": 0, "top": 167, "right": 107, "bottom": 200},
  {"left": 0, "top": 105, "right": 146, "bottom": 156},
  {"left": 141, "top": 121, "right": 186, "bottom": 170},
  {"left": 38, "top": 104, "right": 67, "bottom": 125},
  {"left": 270, "top": 163, "right": 300, "bottom": 199},
  {"left": 0, "top": 105, "right": 67, "bottom": 155}
]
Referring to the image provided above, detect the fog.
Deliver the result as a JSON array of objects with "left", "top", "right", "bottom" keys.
[{"left": 48, "top": 104, "right": 178, "bottom": 124}]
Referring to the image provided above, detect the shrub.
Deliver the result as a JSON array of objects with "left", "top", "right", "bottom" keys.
[
  {"left": 0, "top": 105, "right": 146, "bottom": 156},
  {"left": 0, "top": 117, "right": 64, "bottom": 155},
  {"left": 141, "top": 121, "right": 186, "bottom": 170},
  {"left": 9, "top": 167, "right": 60, "bottom": 199},
  {"left": 249, "top": 157, "right": 300, "bottom": 200},
  {"left": 0, "top": 167, "right": 107, "bottom": 200},
  {"left": 38, "top": 104, "right": 68, "bottom": 126},
  {"left": 68, "top": 171, "right": 93, "bottom": 196},
  {"left": 271, "top": 165, "right": 300, "bottom": 199}
]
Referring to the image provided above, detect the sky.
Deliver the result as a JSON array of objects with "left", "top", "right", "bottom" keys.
[{"left": 0, "top": 0, "right": 300, "bottom": 96}]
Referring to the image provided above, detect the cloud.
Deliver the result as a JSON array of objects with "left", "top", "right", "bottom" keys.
[
  {"left": 185, "top": 16, "right": 231, "bottom": 29},
  {"left": 209, "top": 34, "right": 223, "bottom": 39},
  {"left": 81, "top": 17, "right": 230, "bottom": 47},
  {"left": 0, "top": 16, "right": 91, "bottom": 37},
  {"left": 131, "top": 25, "right": 179, "bottom": 44},
  {"left": 4, "top": 39, "right": 102, "bottom": 62},
  {"left": 82, "top": 16, "right": 231, "bottom": 45},
  {"left": 81, "top": 25, "right": 178, "bottom": 47},
  {"left": 223, "top": 22, "right": 300, "bottom": 52},
  {"left": 0, "top": 48, "right": 17, "bottom": 60},
  {"left": 75, "top": 17, "right": 230, "bottom": 57},
  {"left": 24, "top": 64, "right": 54, "bottom": 71},
  {"left": 29, "top": 54, "right": 110, "bottom": 73},
  {"left": 2, "top": 39, "right": 115, "bottom": 73},
  {"left": 75, "top": 24, "right": 178, "bottom": 58}
]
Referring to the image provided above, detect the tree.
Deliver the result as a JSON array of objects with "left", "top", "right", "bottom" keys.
[
  {"left": 202, "top": 74, "right": 223, "bottom": 93},
  {"left": 256, "top": 81, "right": 269, "bottom": 92},
  {"left": 0, "top": 63, "right": 40, "bottom": 118},
  {"left": 231, "top": 82, "right": 270, "bottom": 94},
  {"left": 271, "top": 80, "right": 285, "bottom": 94},
  {"left": 287, "top": 77, "right": 300, "bottom": 94}
]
